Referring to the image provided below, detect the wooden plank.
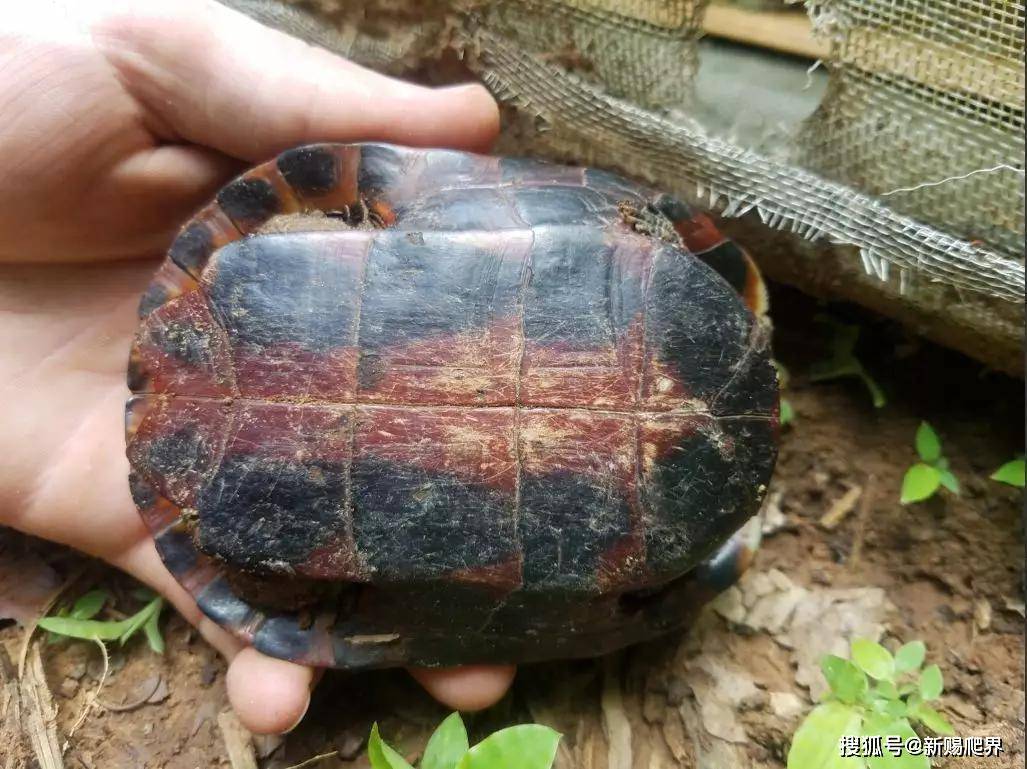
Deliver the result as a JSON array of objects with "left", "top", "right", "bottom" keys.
[
  {"left": 842, "top": 28, "right": 1023, "bottom": 109},
  {"left": 703, "top": 4, "right": 1022, "bottom": 108},
  {"left": 702, "top": 4, "right": 829, "bottom": 60}
]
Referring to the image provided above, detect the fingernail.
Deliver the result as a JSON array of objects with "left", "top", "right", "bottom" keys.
[
  {"left": 440, "top": 82, "right": 491, "bottom": 98},
  {"left": 282, "top": 693, "right": 311, "bottom": 735}
]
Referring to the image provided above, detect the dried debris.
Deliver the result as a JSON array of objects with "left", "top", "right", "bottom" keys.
[
  {"left": 759, "top": 486, "right": 792, "bottom": 537},
  {"left": 601, "top": 655, "right": 633, "bottom": 769},
  {"left": 1, "top": 645, "right": 30, "bottom": 769},
  {"left": 6, "top": 644, "right": 64, "bottom": 769},
  {"left": 0, "top": 545, "right": 60, "bottom": 627},
  {"left": 97, "top": 674, "right": 167, "bottom": 712},
  {"left": 819, "top": 484, "right": 863, "bottom": 529},
  {"left": 218, "top": 709, "right": 258, "bottom": 769}
]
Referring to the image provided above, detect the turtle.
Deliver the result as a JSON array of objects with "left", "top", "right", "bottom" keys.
[{"left": 126, "top": 142, "right": 779, "bottom": 669}]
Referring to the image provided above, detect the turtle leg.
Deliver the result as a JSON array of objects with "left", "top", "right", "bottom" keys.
[{"left": 691, "top": 513, "right": 762, "bottom": 594}]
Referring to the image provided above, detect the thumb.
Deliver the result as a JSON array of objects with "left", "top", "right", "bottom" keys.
[{"left": 92, "top": 0, "right": 499, "bottom": 161}]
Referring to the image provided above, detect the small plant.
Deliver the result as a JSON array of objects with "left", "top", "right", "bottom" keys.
[
  {"left": 787, "top": 638, "right": 953, "bottom": 769},
  {"left": 774, "top": 361, "right": 795, "bottom": 427},
  {"left": 780, "top": 398, "right": 796, "bottom": 426},
  {"left": 990, "top": 457, "right": 1025, "bottom": 488},
  {"left": 900, "top": 422, "right": 959, "bottom": 504},
  {"left": 369, "top": 712, "right": 561, "bottom": 769},
  {"left": 808, "top": 317, "right": 886, "bottom": 408},
  {"left": 38, "top": 587, "right": 166, "bottom": 653}
]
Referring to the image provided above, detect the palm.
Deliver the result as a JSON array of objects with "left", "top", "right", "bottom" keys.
[
  {"left": 0, "top": 259, "right": 158, "bottom": 568},
  {"left": 0, "top": 29, "right": 203, "bottom": 565},
  {"left": 0, "top": 0, "right": 512, "bottom": 734}
]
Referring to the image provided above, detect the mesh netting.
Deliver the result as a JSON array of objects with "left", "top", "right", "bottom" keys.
[
  {"left": 223, "top": 0, "right": 1025, "bottom": 372},
  {"left": 474, "top": 1, "right": 704, "bottom": 110},
  {"left": 799, "top": 0, "right": 1025, "bottom": 258}
]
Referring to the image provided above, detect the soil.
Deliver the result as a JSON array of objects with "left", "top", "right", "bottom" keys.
[{"left": 1, "top": 285, "right": 1023, "bottom": 769}]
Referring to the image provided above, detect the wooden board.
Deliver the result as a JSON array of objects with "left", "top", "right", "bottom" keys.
[{"left": 702, "top": 4, "right": 829, "bottom": 60}]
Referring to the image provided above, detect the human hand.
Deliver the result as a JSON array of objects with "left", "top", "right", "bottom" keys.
[{"left": 0, "top": 0, "right": 512, "bottom": 735}]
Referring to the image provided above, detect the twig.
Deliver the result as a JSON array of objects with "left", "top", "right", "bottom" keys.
[
  {"left": 95, "top": 676, "right": 161, "bottom": 713},
  {"left": 849, "top": 475, "right": 875, "bottom": 568},
  {"left": 820, "top": 485, "right": 863, "bottom": 529},
  {"left": 2, "top": 645, "right": 29, "bottom": 769},
  {"left": 600, "top": 654, "right": 633, "bottom": 769},
  {"left": 218, "top": 710, "right": 258, "bottom": 769},
  {"left": 282, "top": 751, "right": 341, "bottom": 769},
  {"left": 21, "top": 644, "right": 63, "bottom": 769},
  {"left": 65, "top": 639, "right": 108, "bottom": 744}
]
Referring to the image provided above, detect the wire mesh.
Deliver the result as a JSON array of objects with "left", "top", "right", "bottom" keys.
[{"left": 800, "top": 0, "right": 1025, "bottom": 258}]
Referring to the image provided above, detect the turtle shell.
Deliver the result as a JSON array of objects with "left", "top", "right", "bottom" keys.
[{"left": 126, "top": 143, "right": 778, "bottom": 669}]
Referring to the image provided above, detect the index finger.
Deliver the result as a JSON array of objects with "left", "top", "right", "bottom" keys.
[{"left": 91, "top": 0, "right": 500, "bottom": 161}]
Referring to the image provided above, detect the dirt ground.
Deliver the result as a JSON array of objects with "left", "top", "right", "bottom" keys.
[{"left": 1, "top": 285, "right": 1023, "bottom": 769}]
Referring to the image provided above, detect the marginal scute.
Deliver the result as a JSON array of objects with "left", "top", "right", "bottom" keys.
[
  {"left": 137, "top": 259, "right": 198, "bottom": 318},
  {"left": 356, "top": 143, "right": 410, "bottom": 197},
  {"left": 276, "top": 144, "right": 339, "bottom": 196},
  {"left": 168, "top": 202, "right": 241, "bottom": 278},
  {"left": 216, "top": 176, "right": 283, "bottom": 231},
  {"left": 127, "top": 142, "right": 779, "bottom": 671}
]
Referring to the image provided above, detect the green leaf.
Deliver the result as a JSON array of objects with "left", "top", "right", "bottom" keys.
[
  {"left": 863, "top": 715, "right": 929, "bottom": 769},
  {"left": 118, "top": 597, "right": 162, "bottom": 646},
  {"left": 893, "top": 642, "right": 925, "bottom": 674},
  {"left": 421, "top": 713, "right": 470, "bottom": 769},
  {"left": 858, "top": 370, "right": 887, "bottom": 409},
  {"left": 368, "top": 724, "right": 415, "bottom": 769},
  {"left": 780, "top": 399, "right": 795, "bottom": 426},
  {"left": 851, "top": 639, "right": 895, "bottom": 681},
  {"left": 874, "top": 697, "right": 907, "bottom": 719},
  {"left": 773, "top": 359, "right": 792, "bottom": 389},
  {"left": 70, "top": 590, "right": 109, "bottom": 620},
  {"left": 808, "top": 359, "right": 861, "bottom": 383},
  {"left": 37, "top": 616, "right": 131, "bottom": 641},
  {"left": 937, "top": 468, "right": 960, "bottom": 495},
  {"left": 914, "top": 423, "right": 941, "bottom": 463},
  {"left": 821, "top": 655, "right": 868, "bottom": 705},
  {"left": 786, "top": 702, "right": 865, "bottom": 769},
  {"left": 900, "top": 464, "right": 940, "bottom": 505},
  {"left": 919, "top": 665, "right": 943, "bottom": 700},
  {"left": 991, "top": 459, "right": 1025, "bottom": 488},
  {"left": 911, "top": 703, "right": 954, "bottom": 735},
  {"left": 457, "top": 725, "right": 561, "bottom": 769},
  {"left": 143, "top": 608, "right": 165, "bottom": 654},
  {"left": 874, "top": 681, "right": 899, "bottom": 700}
]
